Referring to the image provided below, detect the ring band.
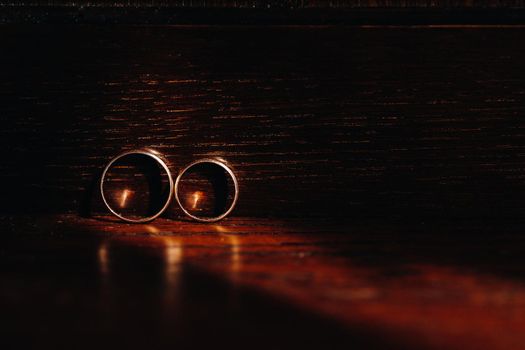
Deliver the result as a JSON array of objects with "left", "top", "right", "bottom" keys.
[
  {"left": 100, "top": 149, "right": 174, "bottom": 223},
  {"left": 174, "top": 158, "right": 239, "bottom": 222}
]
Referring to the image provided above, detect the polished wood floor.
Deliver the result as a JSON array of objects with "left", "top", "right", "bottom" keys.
[{"left": 2, "top": 215, "right": 525, "bottom": 349}]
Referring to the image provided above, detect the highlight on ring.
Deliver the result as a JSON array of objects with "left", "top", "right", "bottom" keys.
[{"left": 99, "top": 149, "right": 239, "bottom": 223}]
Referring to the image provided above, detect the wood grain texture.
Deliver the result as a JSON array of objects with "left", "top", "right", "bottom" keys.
[
  {"left": 2, "top": 25, "right": 525, "bottom": 220},
  {"left": 2, "top": 215, "right": 525, "bottom": 349}
]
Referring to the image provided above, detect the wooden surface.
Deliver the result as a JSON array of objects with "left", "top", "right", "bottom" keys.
[
  {"left": 2, "top": 26, "right": 525, "bottom": 220},
  {"left": 3, "top": 16, "right": 525, "bottom": 350},
  {"left": 2, "top": 215, "right": 525, "bottom": 349}
]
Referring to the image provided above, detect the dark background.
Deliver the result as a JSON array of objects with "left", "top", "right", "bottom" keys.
[
  {"left": 2, "top": 2, "right": 525, "bottom": 221},
  {"left": 3, "top": 1, "right": 525, "bottom": 7},
  {"left": 2, "top": 5, "right": 525, "bottom": 350},
  {"left": 4, "top": 1, "right": 525, "bottom": 24}
]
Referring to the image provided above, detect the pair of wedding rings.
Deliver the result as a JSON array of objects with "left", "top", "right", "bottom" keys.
[{"left": 99, "top": 149, "right": 239, "bottom": 223}]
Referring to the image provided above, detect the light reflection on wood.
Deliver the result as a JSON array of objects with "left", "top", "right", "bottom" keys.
[{"left": 77, "top": 214, "right": 525, "bottom": 350}]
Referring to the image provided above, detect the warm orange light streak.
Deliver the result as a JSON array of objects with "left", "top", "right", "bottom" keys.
[
  {"left": 144, "top": 224, "right": 160, "bottom": 235},
  {"left": 164, "top": 238, "right": 183, "bottom": 268},
  {"left": 191, "top": 191, "right": 204, "bottom": 209},
  {"left": 120, "top": 189, "right": 132, "bottom": 208},
  {"left": 97, "top": 243, "right": 109, "bottom": 276}
]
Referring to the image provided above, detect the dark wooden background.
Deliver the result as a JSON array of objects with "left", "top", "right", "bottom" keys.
[
  {"left": 3, "top": 1, "right": 525, "bottom": 7},
  {"left": 3, "top": 8, "right": 525, "bottom": 349},
  {"left": 2, "top": 24, "right": 525, "bottom": 221},
  {"left": 4, "top": 1, "right": 525, "bottom": 25}
]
